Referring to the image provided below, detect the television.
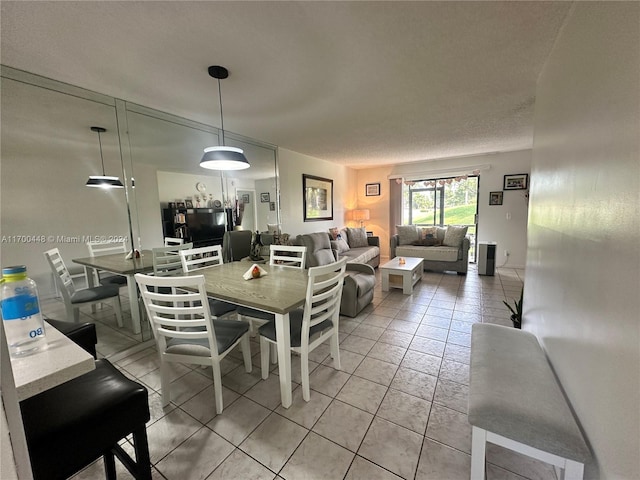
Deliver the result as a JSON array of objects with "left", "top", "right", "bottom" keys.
[{"left": 186, "top": 210, "right": 226, "bottom": 245}]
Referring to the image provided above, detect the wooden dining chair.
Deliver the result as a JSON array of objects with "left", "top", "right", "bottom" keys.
[
  {"left": 179, "top": 245, "right": 237, "bottom": 318},
  {"left": 135, "top": 273, "right": 251, "bottom": 413},
  {"left": 44, "top": 248, "right": 123, "bottom": 326},
  {"left": 237, "top": 245, "right": 308, "bottom": 336},
  {"left": 259, "top": 258, "right": 347, "bottom": 401}
]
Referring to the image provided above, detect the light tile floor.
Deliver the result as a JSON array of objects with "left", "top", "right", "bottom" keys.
[{"left": 63, "top": 265, "right": 559, "bottom": 480}]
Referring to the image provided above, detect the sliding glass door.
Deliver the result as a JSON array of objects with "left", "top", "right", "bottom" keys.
[{"left": 404, "top": 176, "right": 479, "bottom": 261}]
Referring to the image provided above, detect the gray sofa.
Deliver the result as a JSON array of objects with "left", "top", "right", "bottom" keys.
[
  {"left": 391, "top": 225, "right": 470, "bottom": 275},
  {"left": 297, "top": 231, "right": 377, "bottom": 317}
]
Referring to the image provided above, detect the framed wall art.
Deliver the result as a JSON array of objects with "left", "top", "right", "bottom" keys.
[
  {"left": 260, "top": 192, "right": 270, "bottom": 203},
  {"left": 489, "top": 191, "right": 504, "bottom": 205},
  {"left": 303, "top": 174, "right": 333, "bottom": 221},
  {"left": 503, "top": 173, "right": 529, "bottom": 190},
  {"left": 365, "top": 183, "right": 381, "bottom": 196}
]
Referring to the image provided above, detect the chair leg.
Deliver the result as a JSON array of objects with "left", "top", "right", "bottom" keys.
[
  {"left": 260, "top": 337, "right": 270, "bottom": 380},
  {"left": 330, "top": 331, "right": 342, "bottom": 370},
  {"left": 301, "top": 349, "right": 311, "bottom": 401},
  {"left": 103, "top": 449, "right": 117, "bottom": 480},
  {"left": 160, "top": 360, "right": 171, "bottom": 407},
  {"left": 113, "top": 295, "right": 124, "bottom": 327},
  {"left": 72, "top": 306, "right": 80, "bottom": 322},
  {"left": 132, "top": 426, "right": 152, "bottom": 480},
  {"left": 471, "top": 426, "right": 487, "bottom": 480},
  {"left": 241, "top": 334, "right": 252, "bottom": 373},
  {"left": 212, "top": 362, "right": 224, "bottom": 414},
  {"left": 270, "top": 342, "right": 278, "bottom": 364}
]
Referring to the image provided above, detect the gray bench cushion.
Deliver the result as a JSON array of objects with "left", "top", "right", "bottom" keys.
[{"left": 468, "top": 323, "right": 591, "bottom": 463}]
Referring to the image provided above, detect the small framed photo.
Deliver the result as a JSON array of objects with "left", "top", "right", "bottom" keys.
[
  {"left": 260, "top": 192, "right": 270, "bottom": 203},
  {"left": 176, "top": 201, "right": 186, "bottom": 209},
  {"left": 489, "top": 191, "right": 504, "bottom": 205},
  {"left": 366, "top": 183, "right": 381, "bottom": 196},
  {"left": 168, "top": 202, "right": 176, "bottom": 209},
  {"left": 503, "top": 173, "right": 528, "bottom": 190},
  {"left": 185, "top": 199, "right": 194, "bottom": 208},
  {"left": 241, "top": 194, "right": 250, "bottom": 204},
  {"left": 269, "top": 201, "right": 276, "bottom": 211}
]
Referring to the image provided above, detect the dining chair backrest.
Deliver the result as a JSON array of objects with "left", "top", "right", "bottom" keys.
[
  {"left": 164, "top": 237, "right": 184, "bottom": 247},
  {"left": 86, "top": 240, "right": 127, "bottom": 256},
  {"left": 179, "top": 245, "right": 224, "bottom": 273},
  {"left": 152, "top": 243, "right": 193, "bottom": 277},
  {"left": 269, "top": 245, "right": 307, "bottom": 269},
  {"left": 135, "top": 273, "right": 216, "bottom": 349},
  {"left": 44, "top": 248, "right": 77, "bottom": 300},
  {"left": 303, "top": 258, "right": 348, "bottom": 334}
]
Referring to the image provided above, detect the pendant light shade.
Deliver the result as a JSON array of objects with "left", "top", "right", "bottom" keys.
[
  {"left": 86, "top": 126, "right": 124, "bottom": 189},
  {"left": 200, "top": 65, "right": 250, "bottom": 171}
]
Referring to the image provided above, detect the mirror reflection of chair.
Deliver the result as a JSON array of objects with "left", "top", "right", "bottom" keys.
[
  {"left": 44, "top": 248, "right": 123, "bottom": 326},
  {"left": 135, "top": 273, "right": 252, "bottom": 413},
  {"left": 151, "top": 243, "right": 193, "bottom": 278},
  {"left": 221, "top": 230, "right": 252, "bottom": 262},
  {"left": 86, "top": 240, "right": 128, "bottom": 289},
  {"left": 179, "top": 245, "right": 237, "bottom": 319},
  {"left": 164, "top": 237, "right": 184, "bottom": 247},
  {"left": 259, "top": 258, "right": 347, "bottom": 401}
]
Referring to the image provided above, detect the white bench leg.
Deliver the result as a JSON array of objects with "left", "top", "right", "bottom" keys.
[{"left": 471, "top": 426, "right": 486, "bottom": 480}]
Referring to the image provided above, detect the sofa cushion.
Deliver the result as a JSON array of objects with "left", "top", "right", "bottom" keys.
[
  {"left": 346, "top": 227, "right": 369, "bottom": 248},
  {"left": 340, "top": 246, "right": 380, "bottom": 265},
  {"left": 299, "top": 232, "right": 336, "bottom": 267},
  {"left": 412, "top": 237, "right": 441, "bottom": 246},
  {"left": 420, "top": 226, "right": 438, "bottom": 239},
  {"left": 396, "top": 225, "right": 419, "bottom": 245},
  {"left": 396, "top": 245, "right": 460, "bottom": 262},
  {"left": 443, "top": 225, "right": 468, "bottom": 247}
]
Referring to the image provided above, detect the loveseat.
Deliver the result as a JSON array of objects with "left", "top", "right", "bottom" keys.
[
  {"left": 391, "top": 225, "right": 470, "bottom": 275},
  {"left": 297, "top": 229, "right": 378, "bottom": 317}
]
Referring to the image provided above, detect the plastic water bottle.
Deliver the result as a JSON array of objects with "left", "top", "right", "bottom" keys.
[{"left": 1, "top": 265, "right": 47, "bottom": 357}]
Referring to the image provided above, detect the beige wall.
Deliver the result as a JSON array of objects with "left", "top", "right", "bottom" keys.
[
  {"left": 528, "top": 3, "right": 639, "bottom": 478},
  {"left": 354, "top": 150, "right": 531, "bottom": 266},
  {"left": 278, "top": 147, "right": 357, "bottom": 236}
]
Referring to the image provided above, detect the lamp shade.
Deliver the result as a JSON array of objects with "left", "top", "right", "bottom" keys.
[
  {"left": 352, "top": 209, "right": 370, "bottom": 222},
  {"left": 200, "top": 146, "right": 250, "bottom": 171},
  {"left": 86, "top": 175, "right": 124, "bottom": 188}
]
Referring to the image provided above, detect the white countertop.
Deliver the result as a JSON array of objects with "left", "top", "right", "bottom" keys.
[{"left": 11, "top": 322, "right": 95, "bottom": 401}]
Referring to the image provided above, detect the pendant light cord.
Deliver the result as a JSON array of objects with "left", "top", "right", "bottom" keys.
[
  {"left": 97, "top": 129, "right": 106, "bottom": 175},
  {"left": 218, "top": 78, "right": 225, "bottom": 146}
]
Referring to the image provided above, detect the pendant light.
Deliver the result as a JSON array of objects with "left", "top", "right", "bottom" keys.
[
  {"left": 86, "top": 126, "right": 124, "bottom": 188},
  {"left": 200, "top": 65, "right": 250, "bottom": 171}
]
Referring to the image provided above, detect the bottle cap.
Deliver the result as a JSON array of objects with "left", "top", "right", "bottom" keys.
[{"left": 2, "top": 265, "right": 27, "bottom": 275}]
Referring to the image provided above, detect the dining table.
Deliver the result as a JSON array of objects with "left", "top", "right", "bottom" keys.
[
  {"left": 197, "top": 261, "right": 309, "bottom": 408},
  {"left": 73, "top": 250, "right": 154, "bottom": 334}
]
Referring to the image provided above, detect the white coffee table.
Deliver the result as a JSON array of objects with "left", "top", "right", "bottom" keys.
[{"left": 380, "top": 256, "right": 424, "bottom": 294}]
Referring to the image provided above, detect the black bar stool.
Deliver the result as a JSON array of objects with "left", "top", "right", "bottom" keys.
[{"left": 20, "top": 358, "right": 152, "bottom": 480}]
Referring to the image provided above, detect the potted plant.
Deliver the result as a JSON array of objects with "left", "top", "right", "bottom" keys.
[{"left": 503, "top": 288, "right": 523, "bottom": 329}]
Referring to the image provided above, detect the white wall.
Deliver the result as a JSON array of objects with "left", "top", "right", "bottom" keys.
[
  {"left": 355, "top": 150, "right": 531, "bottom": 266},
  {"left": 528, "top": 3, "right": 639, "bottom": 478},
  {"left": 278, "top": 148, "right": 357, "bottom": 236}
]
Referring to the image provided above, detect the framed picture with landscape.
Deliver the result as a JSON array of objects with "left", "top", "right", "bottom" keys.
[
  {"left": 503, "top": 173, "right": 528, "bottom": 190},
  {"left": 303, "top": 174, "right": 333, "bottom": 221}
]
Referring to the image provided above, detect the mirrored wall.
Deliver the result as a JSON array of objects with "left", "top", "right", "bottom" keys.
[{"left": 0, "top": 65, "right": 280, "bottom": 357}]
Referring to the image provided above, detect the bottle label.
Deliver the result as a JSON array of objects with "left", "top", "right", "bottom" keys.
[{"left": 1, "top": 294, "right": 40, "bottom": 320}]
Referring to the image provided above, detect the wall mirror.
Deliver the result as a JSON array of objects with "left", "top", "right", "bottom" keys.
[{"left": 0, "top": 66, "right": 280, "bottom": 358}]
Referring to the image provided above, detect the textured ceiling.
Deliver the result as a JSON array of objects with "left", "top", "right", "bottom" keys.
[{"left": 0, "top": 1, "right": 572, "bottom": 168}]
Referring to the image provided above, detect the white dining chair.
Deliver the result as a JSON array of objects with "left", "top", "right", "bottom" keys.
[
  {"left": 151, "top": 243, "right": 193, "bottom": 278},
  {"left": 259, "top": 258, "right": 347, "bottom": 401},
  {"left": 135, "top": 273, "right": 251, "bottom": 413},
  {"left": 237, "top": 245, "right": 308, "bottom": 337},
  {"left": 179, "top": 245, "right": 237, "bottom": 318},
  {"left": 86, "top": 240, "right": 128, "bottom": 288},
  {"left": 44, "top": 248, "right": 123, "bottom": 326},
  {"left": 164, "top": 237, "right": 184, "bottom": 247}
]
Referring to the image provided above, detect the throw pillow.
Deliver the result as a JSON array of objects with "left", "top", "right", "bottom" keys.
[
  {"left": 420, "top": 226, "right": 438, "bottom": 239},
  {"left": 332, "top": 237, "right": 350, "bottom": 253},
  {"left": 443, "top": 225, "right": 468, "bottom": 247},
  {"left": 328, "top": 227, "right": 340, "bottom": 240},
  {"left": 412, "top": 237, "right": 442, "bottom": 246},
  {"left": 396, "top": 225, "right": 419, "bottom": 245},
  {"left": 346, "top": 227, "right": 369, "bottom": 248}
]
